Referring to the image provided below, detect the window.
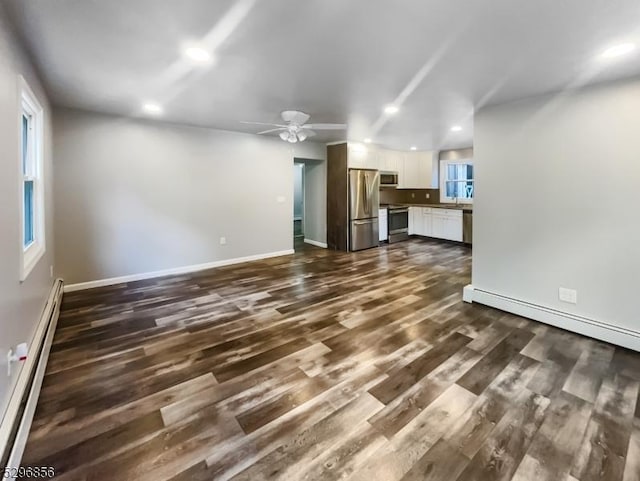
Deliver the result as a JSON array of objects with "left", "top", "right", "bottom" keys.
[
  {"left": 20, "top": 77, "right": 45, "bottom": 281},
  {"left": 440, "top": 160, "right": 474, "bottom": 203}
]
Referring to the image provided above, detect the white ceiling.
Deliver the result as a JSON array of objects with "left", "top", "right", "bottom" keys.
[{"left": 5, "top": 0, "right": 640, "bottom": 151}]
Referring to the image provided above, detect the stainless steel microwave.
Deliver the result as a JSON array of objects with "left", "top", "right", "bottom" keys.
[{"left": 379, "top": 171, "right": 398, "bottom": 188}]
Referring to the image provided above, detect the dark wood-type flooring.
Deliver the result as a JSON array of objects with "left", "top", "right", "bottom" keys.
[{"left": 21, "top": 239, "right": 640, "bottom": 481}]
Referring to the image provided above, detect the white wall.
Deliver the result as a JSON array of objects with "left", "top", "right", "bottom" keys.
[
  {"left": 53, "top": 108, "right": 326, "bottom": 285},
  {"left": 0, "top": 11, "right": 55, "bottom": 421},
  {"left": 472, "top": 77, "right": 640, "bottom": 341}
]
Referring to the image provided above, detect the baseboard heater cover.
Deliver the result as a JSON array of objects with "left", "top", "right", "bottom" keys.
[
  {"left": 0, "top": 279, "right": 63, "bottom": 475},
  {"left": 463, "top": 284, "right": 640, "bottom": 352}
]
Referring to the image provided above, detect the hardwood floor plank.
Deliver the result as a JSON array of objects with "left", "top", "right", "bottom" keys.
[
  {"left": 369, "top": 347, "right": 481, "bottom": 439},
  {"left": 205, "top": 364, "right": 386, "bottom": 480},
  {"left": 455, "top": 389, "right": 550, "bottom": 481},
  {"left": 511, "top": 391, "right": 592, "bottom": 481},
  {"left": 367, "top": 332, "right": 472, "bottom": 405},
  {"left": 456, "top": 329, "right": 535, "bottom": 395},
  {"left": 563, "top": 341, "right": 615, "bottom": 403},
  {"left": 571, "top": 373, "right": 639, "bottom": 481},
  {"left": 346, "top": 384, "right": 477, "bottom": 481},
  {"left": 623, "top": 418, "right": 640, "bottom": 481},
  {"left": 398, "top": 439, "right": 469, "bottom": 481},
  {"left": 444, "top": 354, "right": 540, "bottom": 459},
  {"left": 229, "top": 393, "right": 384, "bottom": 481}
]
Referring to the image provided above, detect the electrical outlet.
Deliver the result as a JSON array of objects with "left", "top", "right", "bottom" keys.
[
  {"left": 50, "top": 265, "right": 54, "bottom": 278},
  {"left": 276, "top": 196, "right": 286, "bottom": 203},
  {"left": 411, "top": 193, "right": 415, "bottom": 198},
  {"left": 559, "top": 287, "right": 577, "bottom": 304},
  {"left": 220, "top": 237, "right": 226, "bottom": 245},
  {"left": 426, "top": 193, "right": 430, "bottom": 199}
]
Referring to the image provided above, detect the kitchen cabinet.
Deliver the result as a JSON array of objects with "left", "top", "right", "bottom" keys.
[
  {"left": 409, "top": 207, "right": 462, "bottom": 241},
  {"left": 347, "top": 144, "right": 434, "bottom": 189},
  {"left": 402, "top": 152, "right": 433, "bottom": 189},
  {"left": 347, "top": 143, "right": 378, "bottom": 170},
  {"left": 431, "top": 208, "right": 463, "bottom": 242},
  {"left": 379, "top": 208, "right": 388, "bottom": 241},
  {"left": 422, "top": 207, "right": 433, "bottom": 237},
  {"left": 379, "top": 150, "right": 402, "bottom": 173},
  {"left": 408, "top": 207, "right": 423, "bottom": 235}
]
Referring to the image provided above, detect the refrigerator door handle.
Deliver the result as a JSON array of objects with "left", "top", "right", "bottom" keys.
[
  {"left": 353, "top": 219, "right": 376, "bottom": 225},
  {"left": 363, "top": 179, "right": 369, "bottom": 216}
]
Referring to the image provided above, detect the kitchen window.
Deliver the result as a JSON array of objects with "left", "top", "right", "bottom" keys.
[
  {"left": 440, "top": 160, "right": 473, "bottom": 204},
  {"left": 20, "top": 77, "right": 45, "bottom": 281}
]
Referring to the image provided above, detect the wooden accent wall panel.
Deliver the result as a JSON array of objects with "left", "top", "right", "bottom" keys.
[{"left": 326, "top": 143, "right": 348, "bottom": 251}]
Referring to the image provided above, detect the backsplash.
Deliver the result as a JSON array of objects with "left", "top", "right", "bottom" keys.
[{"left": 380, "top": 188, "right": 441, "bottom": 205}]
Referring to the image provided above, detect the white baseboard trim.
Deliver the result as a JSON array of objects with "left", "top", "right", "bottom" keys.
[
  {"left": 463, "top": 284, "right": 640, "bottom": 352},
  {"left": 64, "top": 250, "right": 295, "bottom": 293},
  {"left": 0, "top": 279, "right": 63, "bottom": 470},
  {"left": 304, "top": 239, "right": 328, "bottom": 249}
]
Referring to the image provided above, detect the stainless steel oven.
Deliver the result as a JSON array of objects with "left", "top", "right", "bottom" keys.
[{"left": 388, "top": 206, "right": 409, "bottom": 243}]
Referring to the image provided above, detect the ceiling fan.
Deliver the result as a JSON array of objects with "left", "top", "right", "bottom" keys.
[{"left": 241, "top": 110, "right": 346, "bottom": 143}]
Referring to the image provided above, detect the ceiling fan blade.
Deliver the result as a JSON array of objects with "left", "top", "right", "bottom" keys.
[
  {"left": 281, "top": 110, "right": 310, "bottom": 125},
  {"left": 302, "top": 123, "right": 347, "bottom": 130},
  {"left": 240, "top": 121, "right": 288, "bottom": 128},
  {"left": 257, "top": 128, "right": 287, "bottom": 135},
  {"left": 298, "top": 129, "right": 316, "bottom": 138}
]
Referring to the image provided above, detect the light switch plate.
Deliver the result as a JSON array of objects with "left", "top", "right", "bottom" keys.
[
  {"left": 276, "top": 196, "right": 286, "bottom": 203},
  {"left": 559, "top": 287, "right": 577, "bottom": 304}
]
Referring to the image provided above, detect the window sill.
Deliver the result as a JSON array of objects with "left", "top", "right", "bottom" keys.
[{"left": 21, "top": 242, "right": 45, "bottom": 282}]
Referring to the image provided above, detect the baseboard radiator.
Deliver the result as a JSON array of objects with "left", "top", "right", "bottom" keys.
[{"left": 0, "top": 279, "right": 63, "bottom": 474}]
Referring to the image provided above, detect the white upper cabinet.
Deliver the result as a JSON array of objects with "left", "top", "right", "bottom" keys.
[
  {"left": 347, "top": 143, "right": 379, "bottom": 170},
  {"left": 379, "top": 149, "right": 402, "bottom": 173},
  {"left": 346, "top": 144, "right": 434, "bottom": 189},
  {"left": 402, "top": 152, "right": 433, "bottom": 189}
]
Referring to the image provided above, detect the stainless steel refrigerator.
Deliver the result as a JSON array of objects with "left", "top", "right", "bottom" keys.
[{"left": 349, "top": 169, "right": 380, "bottom": 251}]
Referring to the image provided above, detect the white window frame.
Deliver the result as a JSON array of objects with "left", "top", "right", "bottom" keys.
[
  {"left": 19, "top": 76, "right": 45, "bottom": 281},
  {"left": 440, "top": 159, "right": 474, "bottom": 204}
]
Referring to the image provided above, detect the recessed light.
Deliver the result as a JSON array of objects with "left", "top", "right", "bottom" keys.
[
  {"left": 364, "top": 138, "right": 372, "bottom": 143},
  {"left": 600, "top": 43, "right": 636, "bottom": 59},
  {"left": 142, "top": 102, "right": 163, "bottom": 115},
  {"left": 384, "top": 105, "right": 399, "bottom": 115},
  {"left": 183, "top": 46, "right": 212, "bottom": 63},
  {"left": 450, "top": 125, "right": 462, "bottom": 132},
  {"left": 410, "top": 146, "right": 417, "bottom": 151}
]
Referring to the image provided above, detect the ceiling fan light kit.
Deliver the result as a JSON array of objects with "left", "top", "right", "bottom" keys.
[{"left": 241, "top": 110, "right": 346, "bottom": 143}]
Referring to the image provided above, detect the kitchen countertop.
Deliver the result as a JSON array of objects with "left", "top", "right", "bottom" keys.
[{"left": 380, "top": 203, "right": 473, "bottom": 212}]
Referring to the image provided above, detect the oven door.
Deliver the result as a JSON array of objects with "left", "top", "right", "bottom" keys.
[
  {"left": 388, "top": 208, "right": 409, "bottom": 243},
  {"left": 388, "top": 209, "right": 408, "bottom": 234}
]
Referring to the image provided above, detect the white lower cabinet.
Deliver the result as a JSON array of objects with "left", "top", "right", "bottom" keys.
[
  {"left": 379, "top": 209, "right": 388, "bottom": 241},
  {"left": 422, "top": 208, "right": 433, "bottom": 237},
  {"left": 410, "top": 207, "right": 462, "bottom": 241},
  {"left": 410, "top": 207, "right": 423, "bottom": 235}
]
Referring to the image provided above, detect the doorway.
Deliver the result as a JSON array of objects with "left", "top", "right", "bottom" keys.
[
  {"left": 293, "top": 162, "right": 305, "bottom": 239},
  {"left": 293, "top": 157, "right": 326, "bottom": 252}
]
